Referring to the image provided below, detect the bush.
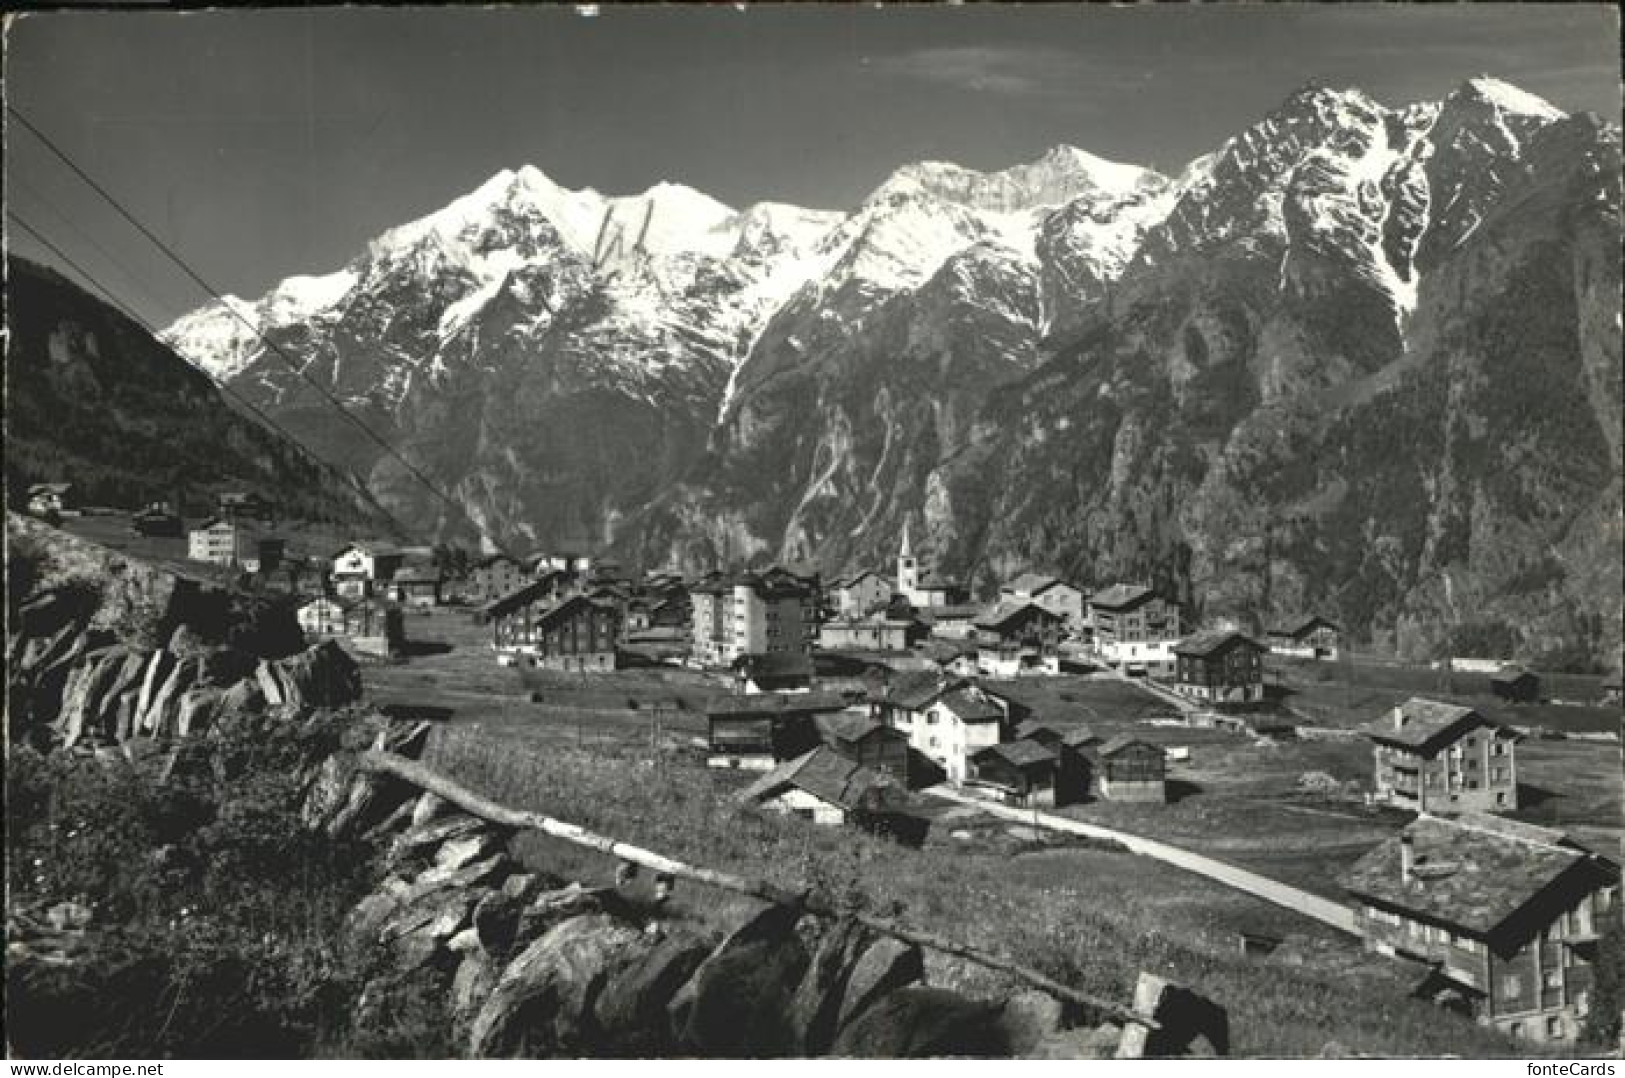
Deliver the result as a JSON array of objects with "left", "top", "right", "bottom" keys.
[{"left": 5, "top": 711, "right": 443, "bottom": 1059}]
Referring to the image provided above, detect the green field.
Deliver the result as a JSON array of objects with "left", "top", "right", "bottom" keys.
[
  {"left": 1271, "top": 655, "right": 1621, "bottom": 734},
  {"left": 346, "top": 613, "right": 1613, "bottom": 1055}
]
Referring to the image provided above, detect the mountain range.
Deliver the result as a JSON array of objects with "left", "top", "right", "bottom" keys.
[{"left": 161, "top": 77, "right": 1623, "bottom": 666}]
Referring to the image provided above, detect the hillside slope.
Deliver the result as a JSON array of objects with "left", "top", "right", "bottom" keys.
[{"left": 5, "top": 257, "right": 397, "bottom": 532}]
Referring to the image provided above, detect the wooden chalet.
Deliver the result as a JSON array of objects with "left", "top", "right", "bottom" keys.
[
  {"left": 971, "top": 736, "right": 1089, "bottom": 808},
  {"left": 813, "top": 711, "right": 911, "bottom": 785},
  {"left": 1490, "top": 667, "right": 1541, "bottom": 705},
  {"left": 1266, "top": 615, "right": 1341, "bottom": 660},
  {"left": 736, "top": 746, "right": 908, "bottom": 828},
  {"left": 388, "top": 566, "right": 444, "bottom": 608},
  {"left": 1362, "top": 698, "right": 1521, "bottom": 813},
  {"left": 341, "top": 600, "right": 406, "bottom": 658},
  {"left": 1096, "top": 736, "right": 1167, "bottom": 803},
  {"left": 733, "top": 651, "right": 815, "bottom": 693},
  {"left": 523, "top": 594, "right": 623, "bottom": 672},
  {"left": 1000, "top": 572, "right": 1087, "bottom": 628},
  {"left": 704, "top": 691, "right": 851, "bottom": 771},
  {"left": 1342, "top": 814, "right": 1619, "bottom": 1045},
  {"left": 1172, "top": 629, "right": 1267, "bottom": 705}
]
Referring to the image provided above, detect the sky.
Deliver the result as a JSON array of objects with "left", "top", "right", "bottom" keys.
[{"left": 5, "top": 3, "right": 1620, "bottom": 329}]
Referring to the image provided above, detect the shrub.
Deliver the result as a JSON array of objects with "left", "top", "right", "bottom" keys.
[{"left": 5, "top": 711, "right": 441, "bottom": 1059}]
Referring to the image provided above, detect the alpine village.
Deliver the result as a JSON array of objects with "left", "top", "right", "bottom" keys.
[{"left": 7, "top": 59, "right": 1623, "bottom": 1061}]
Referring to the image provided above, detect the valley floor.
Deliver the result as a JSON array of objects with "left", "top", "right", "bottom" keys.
[{"left": 357, "top": 605, "right": 1621, "bottom": 1057}]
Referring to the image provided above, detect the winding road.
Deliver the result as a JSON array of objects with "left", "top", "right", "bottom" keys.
[{"left": 925, "top": 786, "right": 1360, "bottom": 936}]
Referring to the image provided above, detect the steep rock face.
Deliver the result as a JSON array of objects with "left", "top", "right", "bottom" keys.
[{"left": 955, "top": 86, "right": 1622, "bottom": 662}]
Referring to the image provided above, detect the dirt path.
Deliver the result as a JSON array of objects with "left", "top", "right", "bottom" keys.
[{"left": 924, "top": 786, "right": 1361, "bottom": 936}]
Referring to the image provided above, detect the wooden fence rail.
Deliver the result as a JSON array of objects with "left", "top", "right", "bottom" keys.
[{"left": 357, "top": 749, "right": 1158, "bottom": 1031}]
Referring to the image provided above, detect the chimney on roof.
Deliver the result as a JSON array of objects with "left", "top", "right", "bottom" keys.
[
  {"left": 1400, "top": 833, "right": 1415, "bottom": 883},
  {"left": 1392, "top": 705, "right": 1405, "bottom": 730}
]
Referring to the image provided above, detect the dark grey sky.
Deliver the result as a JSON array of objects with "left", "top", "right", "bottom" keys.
[{"left": 6, "top": 4, "right": 1620, "bottom": 328}]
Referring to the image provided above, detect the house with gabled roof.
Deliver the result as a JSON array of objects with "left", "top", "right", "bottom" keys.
[
  {"left": 736, "top": 746, "right": 908, "bottom": 827},
  {"left": 1000, "top": 572, "right": 1087, "bottom": 628},
  {"left": 297, "top": 596, "right": 350, "bottom": 637},
  {"left": 1266, "top": 614, "right": 1341, "bottom": 660},
  {"left": 732, "top": 650, "right": 815, "bottom": 693},
  {"left": 388, "top": 565, "right": 444, "bottom": 608},
  {"left": 1172, "top": 629, "right": 1267, "bottom": 705},
  {"left": 974, "top": 598, "right": 1063, "bottom": 677},
  {"left": 970, "top": 733, "right": 1091, "bottom": 808},
  {"left": 1088, "top": 584, "right": 1181, "bottom": 674},
  {"left": 1362, "top": 698, "right": 1521, "bottom": 813},
  {"left": 829, "top": 570, "right": 894, "bottom": 618},
  {"left": 1341, "top": 814, "right": 1619, "bottom": 1045},
  {"left": 705, "top": 692, "right": 851, "bottom": 771},
  {"left": 814, "top": 711, "right": 911, "bottom": 785},
  {"left": 1096, "top": 735, "right": 1167, "bottom": 803},
  {"left": 331, "top": 542, "right": 404, "bottom": 599},
  {"left": 1490, "top": 666, "right": 1541, "bottom": 704},
  {"left": 867, "top": 671, "right": 1026, "bottom": 785},
  {"left": 522, "top": 594, "right": 623, "bottom": 673}
]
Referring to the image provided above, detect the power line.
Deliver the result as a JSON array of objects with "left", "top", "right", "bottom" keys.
[
  {"left": 11, "top": 173, "right": 183, "bottom": 326},
  {"left": 7, "top": 210, "right": 414, "bottom": 540},
  {"left": 6, "top": 105, "right": 496, "bottom": 551}
]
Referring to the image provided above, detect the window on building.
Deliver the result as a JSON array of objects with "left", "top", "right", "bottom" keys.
[
  {"left": 1544, "top": 969, "right": 1562, "bottom": 990},
  {"left": 1546, "top": 1016, "right": 1562, "bottom": 1039},
  {"left": 1502, "top": 975, "right": 1521, "bottom": 1000}
]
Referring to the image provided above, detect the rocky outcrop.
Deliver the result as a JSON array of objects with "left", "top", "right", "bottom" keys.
[
  {"left": 254, "top": 640, "right": 363, "bottom": 710},
  {"left": 328, "top": 764, "right": 1223, "bottom": 1060},
  {"left": 47, "top": 638, "right": 360, "bottom": 748}
]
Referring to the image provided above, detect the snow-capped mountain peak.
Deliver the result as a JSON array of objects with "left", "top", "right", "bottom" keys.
[{"left": 1459, "top": 76, "right": 1565, "bottom": 121}]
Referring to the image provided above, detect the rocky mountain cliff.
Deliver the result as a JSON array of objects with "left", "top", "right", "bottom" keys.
[
  {"left": 6, "top": 258, "right": 395, "bottom": 531},
  {"left": 164, "top": 78, "right": 1622, "bottom": 665}
]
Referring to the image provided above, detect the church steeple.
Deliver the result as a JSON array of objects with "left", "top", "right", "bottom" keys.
[{"left": 897, "top": 517, "right": 919, "bottom": 602}]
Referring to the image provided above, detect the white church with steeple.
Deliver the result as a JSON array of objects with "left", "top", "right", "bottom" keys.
[{"left": 896, "top": 518, "right": 965, "bottom": 609}]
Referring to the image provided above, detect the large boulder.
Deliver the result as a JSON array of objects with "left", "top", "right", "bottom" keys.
[
  {"left": 386, "top": 814, "right": 492, "bottom": 873},
  {"left": 254, "top": 640, "right": 361, "bottom": 710},
  {"left": 670, "top": 903, "right": 810, "bottom": 1057},
  {"left": 510, "top": 885, "right": 624, "bottom": 953},
  {"left": 834, "top": 934, "right": 924, "bottom": 1033},
  {"left": 829, "top": 986, "right": 1009, "bottom": 1058},
  {"left": 450, "top": 948, "right": 501, "bottom": 1040},
  {"left": 468, "top": 913, "right": 651, "bottom": 1057},
  {"left": 592, "top": 927, "right": 711, "bottom": 1057},
  {"left": 378, "top": 888, "right": 480, "bottom": 974},
  {"left": 789, "top": 917, "right": 882, "bottom": 1054}
]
